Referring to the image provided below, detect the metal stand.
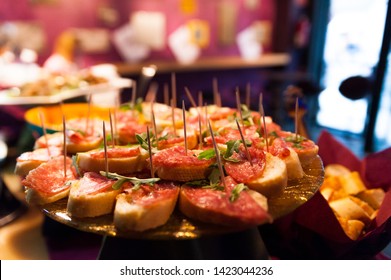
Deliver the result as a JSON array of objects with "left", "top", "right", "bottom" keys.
[{"left": 98, "top": 227, "right": 269, "bottom": 260}]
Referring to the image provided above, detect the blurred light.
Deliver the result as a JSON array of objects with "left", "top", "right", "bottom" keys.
[
  {"left": 0, "top": 50, "right": 16, "bottom": 63},
  {"left": 19, "top": 48, "right": 38, "bottom": 64},
  {"left": 141, "top": 65, "right": 157, "bottom": 77}
]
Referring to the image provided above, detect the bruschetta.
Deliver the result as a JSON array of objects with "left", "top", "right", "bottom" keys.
[
  {"left": 179, "top": 176, "right": 272, "bottom": 227},
  {"left": 114, "top": 181, "right": 180, "bottom": 231},
  {"left": 22, "top": 156, "right": 77, "bottom": 205}
]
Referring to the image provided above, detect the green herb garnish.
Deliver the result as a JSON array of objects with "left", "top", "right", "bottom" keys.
[
  {"left": 223, "top": 140, "right": 240, "bottom": 161},
  {"left": 136, "top": 132, "right": 158, "bottom": 152},
  {"left": 100, "top": 171, "right": 160, "bottom": 190},
  {"left": 229, "top": 183, "right": 249, "bottom": 202},
  {"left": 284, "top": 135, "right": 305, "bottom": 149},
  {"left": 185, "top": 164, "right": 225, "bottom": 191},
  {"left": 197, "top": 148, "right": 216, "bottom": 160}
]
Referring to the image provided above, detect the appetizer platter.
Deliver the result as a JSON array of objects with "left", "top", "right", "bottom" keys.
[
  {"left": 0, "top": 71, "right": 132, "bottom": 105},
  {"left": 40, "top": 156, "right": 323, "bottom": 239},
  {"left": 16, "top": 84, "right": 324, "bottom": 240}
]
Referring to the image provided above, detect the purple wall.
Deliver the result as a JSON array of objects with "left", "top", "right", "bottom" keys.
[{"left": 1, "top": 0, "right": 276, "bottom": 66}]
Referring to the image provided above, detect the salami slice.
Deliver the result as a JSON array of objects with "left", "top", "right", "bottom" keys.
[
  {"left": 22, "top": 156, "right": 76, "bottom": 196},
  {"left": 179, "top": 176, "right": 272, "bottom": 227}
]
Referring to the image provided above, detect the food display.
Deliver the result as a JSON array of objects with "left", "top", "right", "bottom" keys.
[
  {"left": 16, "top": 99, "right": 323, "bottom": 238},
  {"left": 0, "top": 68, "right": 132, "bottom": 105},
  {"left": 11, "top": 71, "right": 108, "bottom": 97},
  {"left": 320, "top": 164, "right": 386, "bottom": 240}
]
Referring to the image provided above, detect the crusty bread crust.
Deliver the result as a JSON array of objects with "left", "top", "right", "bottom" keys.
[
  {"left": 25, "top": 187, "right": 70, "bottom": 205},
  {"left": 76, "top": 149, "right": 148, "bottom": 175},
  {"left": 114, "top": 190, "right": 179, "bottom": 231},
  {"left": 154, "top": 164, "right": 209, "bottom": 182},
  {"left": 246, "top": 153, "right": 288, "bottom": 197},
  {"left": 66, "top": 137, "right": 102, "bottom": 154},
  {"left": 296, "top": 144, "right": 319, "bottom": 165},
  {"left": 281, "top": 148, "right": 304, "bottom": 180},
  {"left": 15, "top": 160, "right": 43, "bottom": 178},
  {"left": 67, "top": 180, "right": 121, "bottom": 218}
]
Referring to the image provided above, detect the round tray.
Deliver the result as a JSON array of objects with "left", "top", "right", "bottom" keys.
[{"left": 41, "top": 156, "right": 324, "bottom": 240}]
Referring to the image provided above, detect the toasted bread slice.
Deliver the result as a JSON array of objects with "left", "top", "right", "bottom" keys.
[
  {"left": 15, "top": 147, "right": 63, "bottom": 177},
  {"left": 22, "top": 156, "right": 76, "bottom": 205},
  {"left": 151, "top": 146, "right": 214, "bottom": 182},
  {"left": 281, "top": 148, "right": 304, "bottom": 180},
  {"left": 246, "top": 153, "right": 288, "bottom": 197},
  {"left": 67, "top": 172, "right": 121, "bottom": 218},
  {"left": 76, "top": 146, "right": 148, "bottom": 175},
  {"left": 26, "top": 187, "right": 70, "bottom": 205},
  {"left": 113, "top": 182, "right": 179, "bottom": 231}
]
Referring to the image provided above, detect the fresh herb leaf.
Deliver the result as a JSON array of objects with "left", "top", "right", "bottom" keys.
[
  {"left": 202, "top": 184, "right": 225, "bottom": 191},
  {"left": 240, "top": 104, "right": 253, "bottom": 124},
  {"left": 269, "top": 131, "right": 279, "bottom": 138},
  {"left": 136, "top": 133, "right": 149, "bottom": 150},
  {"left": 198, "top": 149, "right": 216, "bottom": 160},
  {"left": 284, "top": 135, "right": 305, "bottom": 149},
  {"left": 158, "top": 134, "right": 169, "bottom": 141},
  {"left": 112, "top": 178, "right": 128, "bottom": 190},
  {"left": 100, "top": 171, "right": 160, "bottom": 189},
  {"left": 224, "top": 140, "right": 240, "bottom": 160},
  {"left": 229, "top": 183, "right": 249, "bottom": 202},
  {"left": 208, "top": 165, "right": 222, "bottom": 186}
]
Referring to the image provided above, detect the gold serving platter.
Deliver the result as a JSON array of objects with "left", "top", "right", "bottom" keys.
[{"left": 41, "top": 156, "right": 324, "bottom": 240}]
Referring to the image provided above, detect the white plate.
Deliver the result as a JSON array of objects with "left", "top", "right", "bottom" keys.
[{"left": 0, "top": 78, "right": 132, "bottom": 105}]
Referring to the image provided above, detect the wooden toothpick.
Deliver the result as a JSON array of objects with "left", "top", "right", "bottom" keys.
[
  {"left": 109, "top": 109, "right": 115, "bottom": 148},
  {"left": 197, "top": 91, "right": 203, "bottom": 149},
  {"left": 212, "top": 77, "right": 221, "bottom": 107},
  {"left": 235, "top": 118, "right": 252, "bottom": 165},
  {"left": 246, "top": 82, "right": 251, "bottom": 109},
  {"left": 184, "top": 87, "right": 197, "bottom": 108},
  {"left": 182, "top": 100, "right": 188, "bottom": 155},
  {"left": 171, "top": 98, "right": 177, "bottom": 136},
  {"left": 145, "top": 82, "right": 158, "bottom": 103},
  {"left": 295, "top": 97, "right": 299, "bottom": 141},
  {"left": 171, "top": 72, "right": 177, "bottom": 108},
  {"left": 164, "top": 83, "right": 169, "bottom": 106},
  {"left": 235, "top": 87, "right": 244, "bottom": 129},
  {"left": 62, "top": 115, "right": 67, "bottom": 178},
  {"left": 103, "top": 121, "right": 108, "bottom": 176},
  {"left": 39, "top": 111, "right": 50, "bottom": 156},
  {"left": 85, "top": 94, "right": 92, "bottom": 135},
  {"left": 259, "top": 93, "right": 269, "bottom": 152},
  {"left": 208, "top": 120, "right": 226, "bottom": 190},
  {"left": 130, "top": 80, "right": 137, "bottom": 118},
  {"left": 151, "top": 100, "right": 158, "bottom": 145},
  {"left": 184, "top": 87, "right": 202, "bottom": 149},
  {"left": 146, "top": 126, "right": 154, "bottom": 178}
]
